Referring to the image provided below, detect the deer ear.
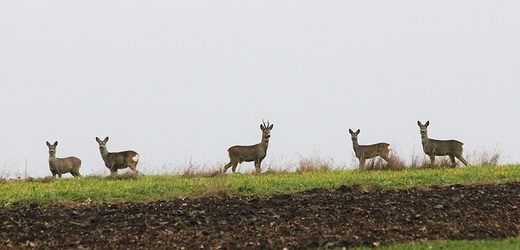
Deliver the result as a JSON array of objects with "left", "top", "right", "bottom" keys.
[
  {"left": 96, "top": 137, "right": 101, "bottom": 143},
  {"left": 54, "top": 141, "right": 58, "bottom": 146},
  {"left": 349, "top": 129, "right": 353, "bottom": 134},
  {"left": 104, "top": 136, "right": 109, "bottom": 142},
  {"left": 425, "top": 121, "right": 430, "bottom": 126},
  {"left": 356, "top": 129, "right": 360, "bottom": 134},
  {"left": 260, "top": 124, "right": 265, "bottom": 130},
  {"left": 417, "top": 121, "right": 421, "bottom": 126},
  {"left": 46, "top": 141, "right": 51, "bottom": 147},
  {"left": 268, "top": 124, "right": 273, "bottom": 130}
]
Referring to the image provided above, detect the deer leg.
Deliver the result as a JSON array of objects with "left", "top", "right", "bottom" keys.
[
  {"left": 456, "top": 155, "right": 469, "bottom": 166},
  {"left": 429, "top": 155, "right": 436, "bottom": 167},
  {"left": 359, "top": 158, "right": 366, "bottom": 171},
  {"left": 449, "top": 155, "right": 457, "bottom": 167},
  {"left": 231, "top": 161, "right": 239, "bottom": 172},
  {"left": 129, "top": 164, "right": 138, "bottom": 174},
  {"left": 106, "top": 162, "right": 117, "bottom": 174},
  {"left": 110, "top": 167, "right": 118, "bottom": 175},
  {"left": 380, "top": 153, "right": 390, "bottom": 163},
  {"left": 222, "top": 164, "right": 230, "bottom": 173},
  {"left": 223, "top": 160, "right": 234, "bottom": 173},
  {"left": 254, "top": 160, "right": 261, "bottom": 173}
]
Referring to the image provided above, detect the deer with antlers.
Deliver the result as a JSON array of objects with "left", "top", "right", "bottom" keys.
[{"left": 223, "top": 120, "right": 274, "bottom": 174}]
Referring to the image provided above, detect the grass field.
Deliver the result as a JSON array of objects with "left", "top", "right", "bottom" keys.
[
  {"left": 1, "top": 164, "right": 520, "bottom": 249},
  {"left": 1, "top": 164, "right": 519, "bottom": 206},
  {"left": 349, "top": 238, "right": 520, "bottom": 250}
]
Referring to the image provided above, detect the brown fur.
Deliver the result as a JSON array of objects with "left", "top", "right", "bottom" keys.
[
  {"left": 46, "top": 141, "right": 81, "bottom": 178},
  {"left": 223, "top": 121, "right": 274, "bottom": 174},
  {"left": 96, "top": 137, "right": 140, "bottom": 175},
  {"left": 417, "top": 121, "right": 469, "bottom": 167},
  {"left": 349, "top": 129, "right": 391, "bottom": 171}
]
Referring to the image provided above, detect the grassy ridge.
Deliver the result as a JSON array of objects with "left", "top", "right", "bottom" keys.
[
  {"left": 2, "top": 165, "right": 520, "bottom": 249},
  {"left": 349, "top": 238, "right": 520, "bottom": 250},
  {"left": 1, "top": 164, "right": 519, "bottom": 207}
]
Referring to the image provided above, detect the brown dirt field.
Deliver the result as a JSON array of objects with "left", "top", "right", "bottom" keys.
[{"left": 2, "top": 182, "right": 520, "bottom": 249}]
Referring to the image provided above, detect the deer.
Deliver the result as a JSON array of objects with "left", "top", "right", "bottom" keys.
[
  {"left": 348, "top": 129, "right": 391, "bottom": 171},
  {"left": 95, "top": 136, "right": 140, "bottom": 175},
  {"left": 46, "top": 141, "right": 82, "bottom": 178},
  {"left": 223, "top": 120, "right": 274, "bottom": 174},
  {"left": 417, "top": 120, "right": 469, "bottom": 167}
]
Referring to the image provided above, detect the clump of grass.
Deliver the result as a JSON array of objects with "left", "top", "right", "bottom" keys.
[
  {"left": 182, "top": 166, "right": 222, "bottom": 178},
  {"left": 479, "top": 151, "right": 500, "bottom": 166},
  {"left": 84, "top": 174, "right": 104, "bottom": 180},
  {"left": 407, "top": 145, "right": 460, "bottom": 169},
  {"left": 263, "top": 166, "right": 292, "bottom": 175},
  {"left": 408, "top": 148, "right": 502, "bottom": 169},
  {"left": 296, "top": 154, "right": 336, "bottom": 173},
  {"left": 410, "top": 156, "right": 454, "bottom": 169},
  {"left": 107, "top": 171, "right": 140, "bottom": 180},
  {"left": 263, "top": 155, "right": 293, "bottom": 174},
  {"left": 193, "top": 175, "right": 229, "bottom": 198},
  {"left": 467, "top": 148, "right": 501, "bottom": 166},
  {"left": 362, "top": 158, "right": 385, "bottom": 171},
  {"left": 0, "top": 176, "right": 7, "bottom": 185},
  {"left": 40, "top": 176, "right": 55, "bottom": 183},
  {"left": 385, "top": 151, "right": 407, "bottom": 170},
  {"left": 361, "top": 151, "right": 407, "bottom": 171},
  {"left": 181, "top": 161, "right": 222, "bottom": 178},
  {"left": 369, "top": 146, "right": 504, "bottom": 170}
]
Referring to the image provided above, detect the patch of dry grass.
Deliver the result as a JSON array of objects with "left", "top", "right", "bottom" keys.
[
  {"left": 467, "top": 148, "right": 501, "bottom": 166},
  {"left": 263, "top": 155, "right": 293, "bottom": 174},
  {"left": 408, "top": 148, "right": 502, "bottom": 169},
  {"left": 109, "top": 171, "right": 141, "bottom": 180},
  {"left": 359, "top": 151, "right": 407, "bottom": 171},
  {"left": 181, "top": 160, "right": 223, "bottom": 178},
  {"left": 0, "top": 149, "right": 505, "bottom": 183},
  {"left": 296, "top": 155, "right": 337, "bottom": 173},
  {"left": 408, "top": 154, "right": 452, "bottom": 169},
  {"left": 263, "top": 167, "right": 292, "bottom": 175},
  {"left": 0, "top": 176, "right": 7, "bottom": 184},
  {"left": 193, "top": 175, "right": 229, "bottom": 198},
  {"left": 182, "top": 168, "right": 222, "bottom": 178}
]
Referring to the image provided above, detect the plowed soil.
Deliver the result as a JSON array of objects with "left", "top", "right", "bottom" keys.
[{"left": 2, "top": 182, "right": 520, "bottom": 249}]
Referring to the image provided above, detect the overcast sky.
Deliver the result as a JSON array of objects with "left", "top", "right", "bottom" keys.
[{"left": 1, "top": 1, "right": 519, "bottom": 178}]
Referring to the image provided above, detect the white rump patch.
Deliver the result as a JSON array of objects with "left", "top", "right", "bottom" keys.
[
  {"left": 132, "top": 154, "right": 140, "bottom": 162},
  {"left": 388, "top": 145, "right": 392, "bottom": 151}
]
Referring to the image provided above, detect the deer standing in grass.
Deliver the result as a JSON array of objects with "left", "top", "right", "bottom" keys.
[
  {"left": 46, "top": 141, "right": 82, "bottom": 178},
  {"left": 349, "top": 129, "right": 391, "bottom": 170},
  {"left": 223, "top": 121, "right": 274, "bottom": 174},
  {"left": 417, "top": 120, "right": 469, "bottom": 167},
  {"left": 96, "top": 136, "right": 140, "bottom": 175}
]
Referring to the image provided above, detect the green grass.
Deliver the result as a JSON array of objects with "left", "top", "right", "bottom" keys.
[
  {"left": 2, "top": 164, "right": 520, "bottom": 249},
  {"left": 348, "top": 237, "right": 520, "bottom": 250},
  {"left": 1, "top": 164, "right": 519, "bottom": 207}
]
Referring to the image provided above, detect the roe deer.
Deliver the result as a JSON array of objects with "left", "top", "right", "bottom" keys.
[
  {"left": 46, "top": 141, "right": 81, "bottom": 178},
  {"left": 348, "top": 129, "right": 391, "bottom": 170},
  {"left": 223, "top": 120, "right": 274, "bottom": 174},
  {"left": 95, "top": 136, "right": 140, "bottom": 175},
  {"left": 417, "top": 121, "right": 469, "bottom": 167}
]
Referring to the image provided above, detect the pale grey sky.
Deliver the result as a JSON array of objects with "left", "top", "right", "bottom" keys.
[{"left": 1, "top": 1, "right": 519, "bottom": 177}]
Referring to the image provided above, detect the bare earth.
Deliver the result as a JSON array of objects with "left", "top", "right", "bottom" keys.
[{"left": 2, "top": 182, "right": 520, "bottom": 249}]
